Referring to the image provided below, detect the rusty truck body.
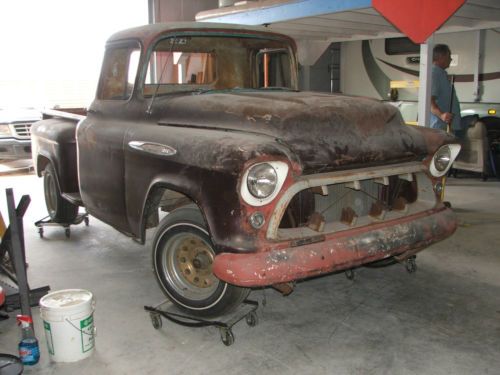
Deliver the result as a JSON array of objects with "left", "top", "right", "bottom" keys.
[{"left": 31, "top": 22, "right": 460, "bottom": 317}]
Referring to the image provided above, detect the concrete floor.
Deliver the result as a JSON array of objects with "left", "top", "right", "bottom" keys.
[{"left": 0, "top": 171, "right": 499, "bottom": 375}]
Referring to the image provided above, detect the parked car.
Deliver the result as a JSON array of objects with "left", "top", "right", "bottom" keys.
[
  {"left": 31, "top": 22, "right": 461, "bottom": 317},
  {"left": 0, "top": 108, "right": 41, "bottom": 160}
]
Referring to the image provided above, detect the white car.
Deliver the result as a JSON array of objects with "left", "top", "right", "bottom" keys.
[{"left": 0, "top": 108, "right": 41, "bottom": 160}]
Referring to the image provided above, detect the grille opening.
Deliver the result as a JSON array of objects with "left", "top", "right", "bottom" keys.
[
  {"left": 12, "top": 123, "right": 33, "bottom": 138},
  {"left": 279, "top": 174, "right": 418, "bottom": 230}
]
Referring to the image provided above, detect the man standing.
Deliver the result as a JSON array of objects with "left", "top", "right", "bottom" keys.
[{"left": 430, "top": 44, "right": 465, "bottom": 139}]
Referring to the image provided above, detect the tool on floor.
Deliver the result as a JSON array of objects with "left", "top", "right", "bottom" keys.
[
  {"left": 144, "top": 299, "right": 259, "bottom": 346},
  {"left": 0, "top": 353, "right": 23, "bottom": 375},
  {"left": 34, "top": 211, "right": 89, "bottom": 239}
]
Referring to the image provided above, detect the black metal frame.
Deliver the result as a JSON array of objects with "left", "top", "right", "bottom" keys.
[
  {"left": 144, "top": 299, "right": 259, "bottom": 346},
  {"left": 34, "top": 212, "right": 89, "bottom": 238},
  {"left": 0, "top": 189, "right": 50, "bottom": 319}
]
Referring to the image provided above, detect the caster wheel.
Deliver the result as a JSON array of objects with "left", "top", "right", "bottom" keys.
[
  {"left": 245, "top": 311, "right": 258, "bottom": 327},
  {"left": 84, "top": 217, "right": 89, "bottom": 226},
  {"left": 65, "top": 228, "right": 71, "bottom": 238},
  {"left": 38, "top": 228, "right": 44, "bottom": 238},
  {"left": 150, "top": 313, "right": 162, "bottom": 329},
  {"left": 405, "top": 256, "right": 417, "bottom": 273},
  {"left": 220, "top": 328, "right": 234, "bottom": 346},
  {"left": 345, "top": 269, "right": 355, "bottom": 280}
]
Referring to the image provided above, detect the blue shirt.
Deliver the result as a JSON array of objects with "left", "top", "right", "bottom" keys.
[{"left": 430, "top": 65, "right": 461, "bottom": 131}]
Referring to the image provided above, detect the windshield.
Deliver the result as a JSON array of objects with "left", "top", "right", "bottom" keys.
[{"left": 144, "top": 35, "right": 295, "bottom": 97}]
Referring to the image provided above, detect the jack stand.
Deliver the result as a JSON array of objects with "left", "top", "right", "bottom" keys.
[
  {"left": 144, "top": 299, "right": 259, "bottom": 346},
  {"left": 34, "top": 212, "right": 89, "bottom": 238}
]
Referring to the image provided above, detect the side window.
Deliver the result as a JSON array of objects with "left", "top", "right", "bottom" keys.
[
  {"left": 98, "top": 46, "right": 140, "bottom": 100},
  {"left": 257, "top": 49, "right": 292, "bottom": 89}
]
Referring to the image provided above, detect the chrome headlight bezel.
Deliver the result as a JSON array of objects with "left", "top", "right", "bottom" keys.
[
  {"left": 247, "top": 163, "right": 277, "bottom": 199},
  {"left": 429, "top": 144, "right": 461, "bottom": 177},
  {"left": 241, "top": 161, "right": 289, "bottom": 206}
]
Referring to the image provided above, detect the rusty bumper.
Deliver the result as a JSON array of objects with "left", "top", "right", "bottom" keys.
[{"left": 213, "top": 207, "right": 457, "bottom": 287}]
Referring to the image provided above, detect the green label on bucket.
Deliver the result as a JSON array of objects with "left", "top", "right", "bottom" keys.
[
  {"left": 80, "top": 315, "right": 94, "bottom": 353},
  {"left": 43, "top": 321, "right": 55, "bottom": 355}
]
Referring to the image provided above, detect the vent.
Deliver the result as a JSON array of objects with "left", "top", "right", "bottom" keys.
[{"left": 11, "top": 123, "right": 32, "bottom": 138}]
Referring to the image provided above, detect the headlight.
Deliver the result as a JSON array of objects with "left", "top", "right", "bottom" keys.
[
  {"left": 241, "top": 161, "right": 289, "bottom": 206},
  {"left": 247, "top": 163, "right": 277, "bottom": 198},
  {"left": 429, "top": 144, "right": 461, "bottom": 177},
  {"left": 0, "top": 124, "right": 11, "bottom": 137},
  {"left": 434, "top": 145, "right": 451, "bottom": 172}
]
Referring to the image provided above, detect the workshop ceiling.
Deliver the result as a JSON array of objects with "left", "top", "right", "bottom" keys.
[{"left": 196, "top": 0, "right": 500, "bottom": 42}]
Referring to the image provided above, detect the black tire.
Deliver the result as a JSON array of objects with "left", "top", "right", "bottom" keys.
[
  {"left": 152, "top": 206, "right": 249, "bottom": 317},
  {"left": 43, "top": 164, "right": 78, "bottom": 223}
]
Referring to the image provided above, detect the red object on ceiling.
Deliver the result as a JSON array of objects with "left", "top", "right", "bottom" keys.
[{"left": 372, "top": 0, "right": 466, "bottom": 44}]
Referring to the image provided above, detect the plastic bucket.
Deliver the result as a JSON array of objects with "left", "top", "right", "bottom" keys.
[{"left": 39, "top": 289, "right": 95, "bottom": 362}]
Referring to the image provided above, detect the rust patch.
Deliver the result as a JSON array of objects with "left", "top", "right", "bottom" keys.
[{"left": 213, "top": 207, "right": 457, "bottom": 287}]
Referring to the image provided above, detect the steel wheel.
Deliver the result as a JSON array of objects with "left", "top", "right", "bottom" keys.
[
  {"left": 162, "top": 229, "right": 219, "bottom": 302},
  {"left": 43, "top": 164, "right": 78, "bottom": 223},
  {"left": 153, "top": 206, "right": 249, "bottom": 317}
]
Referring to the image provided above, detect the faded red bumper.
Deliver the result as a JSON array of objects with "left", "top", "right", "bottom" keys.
[{"left": 213, "top": 207, "right": 457, "bottom": 287}]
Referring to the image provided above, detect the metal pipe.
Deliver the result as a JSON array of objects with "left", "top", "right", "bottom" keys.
[{"left": 264, "top": 53, "right": 269, "bottom": 88}]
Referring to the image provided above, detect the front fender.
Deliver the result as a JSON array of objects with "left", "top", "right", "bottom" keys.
[{"left": 124, "top": 124, "right": 298, "bottom": 249}]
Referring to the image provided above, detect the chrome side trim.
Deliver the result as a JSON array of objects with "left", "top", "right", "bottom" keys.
[{"left": 128, "top": 141, "right": 177, "bottom": 156}]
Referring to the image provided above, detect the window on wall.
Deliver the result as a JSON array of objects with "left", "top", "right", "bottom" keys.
[
  {"left": 98, "top": 45, "right": 140, "bottom": 100},
  {"left": 385, "top": 37, "right": 420, "bottom": 55},
  {"left": 145, "top": 51, "right": 216, "bottom": 85}
]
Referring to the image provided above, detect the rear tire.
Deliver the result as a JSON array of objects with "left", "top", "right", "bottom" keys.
[
  {"left": 43, "top": 164, "right": 78, "bottom": 223},
  {"left": 152, "top": 206, "right": 249, "bottom": 317}
]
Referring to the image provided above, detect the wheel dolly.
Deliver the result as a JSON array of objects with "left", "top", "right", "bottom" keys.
[
  {"left": 144, "top": 299, "right": 259, "bottom": 346},
  {"left": 34, "top": 212, "right": 89, "bottom": 238}
]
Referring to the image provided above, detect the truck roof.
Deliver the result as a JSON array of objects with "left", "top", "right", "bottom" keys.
[{"left": 107, "top": 22, "right": 295, "bottom": 47}]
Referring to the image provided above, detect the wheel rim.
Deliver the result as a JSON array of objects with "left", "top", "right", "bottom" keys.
[
  {"left": 161, "top": 231, "right": 219, "bottom": 301},
  {"left": 44, "top": 172, "right": 58, "bottom": 217}
]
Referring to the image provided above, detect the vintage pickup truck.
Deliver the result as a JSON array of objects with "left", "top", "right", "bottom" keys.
[{"left": 32, "top": 22, "right": 461, "bottom": 317}]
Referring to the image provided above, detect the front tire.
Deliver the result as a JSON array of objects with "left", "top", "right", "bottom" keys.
[
  {"left": 152, "top": 206, "right": 249, "bottom": 317},
  {"left": 43, "top": 164, "right": 78, "bottom": 223}
]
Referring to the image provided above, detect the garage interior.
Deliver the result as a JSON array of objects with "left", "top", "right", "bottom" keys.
[{"left": 1, "top": 0, "right": 500, "bottom": 374}]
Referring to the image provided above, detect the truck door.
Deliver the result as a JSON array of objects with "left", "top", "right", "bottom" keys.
[{"left": 77, "top": 42, "right": 141, "bottom": 233}]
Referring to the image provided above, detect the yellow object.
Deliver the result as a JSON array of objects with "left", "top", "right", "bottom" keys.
[
  {"left": 488, "top": 109, "right": 497, "bottom": 115},
  {"left": 405, "top": 121, "right": 419, "bottom": 126},
  {"left": 0, "top": 212, "right": 5, "bottom": 240},
  {"left": 390, "top": 80, "right": 420, "bottom": 89}
]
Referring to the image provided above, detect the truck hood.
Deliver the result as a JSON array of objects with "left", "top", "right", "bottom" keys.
[
  {"left": 158, "top": 91, "right": 429, "bottom": 173},
  {"left": 0, "top": 108, "right": 41, "bottom": 124}
]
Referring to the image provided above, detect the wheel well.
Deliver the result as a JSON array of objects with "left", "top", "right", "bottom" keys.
[
  {"left": 36, "top": 155, "right": 51, "bottom": 177},
  {"left": 140, "top": 185, "right": 204, "bottom": 243}
]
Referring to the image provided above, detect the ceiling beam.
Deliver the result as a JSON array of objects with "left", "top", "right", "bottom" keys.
[{"left": 196, "top": 0, "right": 371, "bottom": 25}]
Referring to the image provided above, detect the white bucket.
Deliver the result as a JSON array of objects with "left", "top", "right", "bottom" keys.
[{"left": 39, "top": 289, "right": 95, "bottom": 362}]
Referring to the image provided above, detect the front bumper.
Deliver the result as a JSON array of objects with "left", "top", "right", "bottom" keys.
[
  {"left": 0, "top": 138, "right": 32, "bottom": 160},
  {"left": 213, "top": 207, "right": 457, "bottom": 287}
]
